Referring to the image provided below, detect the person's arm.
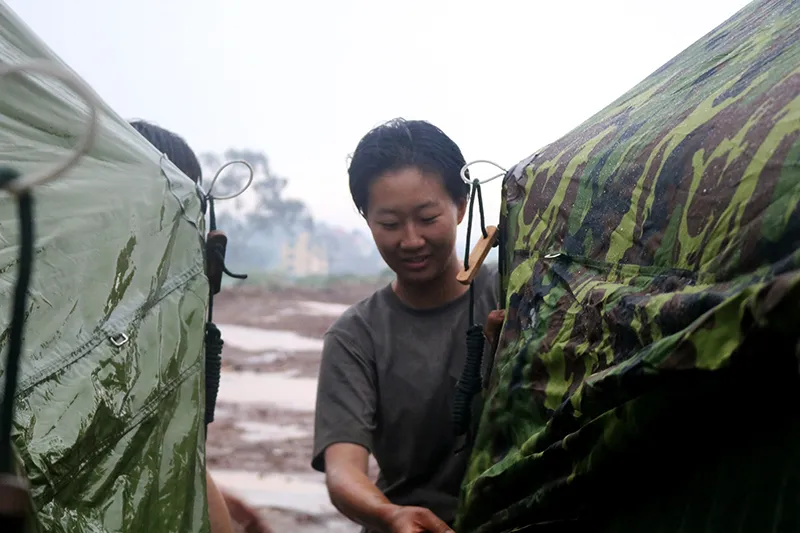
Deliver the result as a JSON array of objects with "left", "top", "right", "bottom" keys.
[
  {"left": 324, "top": 442, "right": 398, "bottom": 531},
  {"left": 206, "top": 470, "right": 236, "bottom": 533},
  {"left": 325, "top": 443, "right": 452, "bottom": 533},
  {"left": 312, "top": 329, "right": 386, "bottom": 527}
]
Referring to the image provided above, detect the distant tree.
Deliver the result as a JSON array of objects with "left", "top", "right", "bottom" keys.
[{"left": 198, "top": 148, "right": 385, "bottom": 278}]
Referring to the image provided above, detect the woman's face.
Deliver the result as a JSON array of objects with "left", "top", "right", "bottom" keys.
[{"left": 366, "top": 167, "right": 466, "bottom": 285}]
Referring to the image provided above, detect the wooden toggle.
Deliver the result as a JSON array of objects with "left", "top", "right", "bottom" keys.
[
  {"left": 206, "top": 230, "right": 248, "bottom": 296},
  {"left": 206, "top": 230, "right": 228, "bottom": 296},
  {"left": 457, "top": 225, "right": 498, "bottom": 285}
]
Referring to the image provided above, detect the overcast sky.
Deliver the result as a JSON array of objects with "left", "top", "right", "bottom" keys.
[{"left": 6, "top": 0, "right": 752, "bottom": 233}]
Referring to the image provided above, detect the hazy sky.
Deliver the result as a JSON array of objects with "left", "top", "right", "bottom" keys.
[{"left": 7, "top": 0, "right": 752, "bottom": 234}]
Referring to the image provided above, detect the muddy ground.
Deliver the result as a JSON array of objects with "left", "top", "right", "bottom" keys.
[{"left": 207, "top": 282, "right": 386, "bottom": 532}]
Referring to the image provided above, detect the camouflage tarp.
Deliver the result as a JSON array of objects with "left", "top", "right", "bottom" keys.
[
  {"left": 0, "top": 3, "right": 209, "bottom": 532},
  {"left": 458, "top": 0, "right": 800, "bottom": 531}
]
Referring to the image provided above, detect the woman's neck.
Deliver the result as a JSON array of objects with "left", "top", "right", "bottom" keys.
[{"left": 392, "top": 253, "right": 467, "bottom": 310}]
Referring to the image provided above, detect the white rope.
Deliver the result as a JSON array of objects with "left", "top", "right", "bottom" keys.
[
  {"left": 460, "top": 159, "right": 507, "bottom": 186},
  {"left": 0, "top": 59, "right": 100, "bottom": 195},
  {"left": 204, "top": 159, "right": 254, "bottom": 201}
]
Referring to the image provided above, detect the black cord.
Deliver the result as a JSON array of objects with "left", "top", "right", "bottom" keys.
[
  {"left": 476, "top": 183, "right": 488, "bottom": 238},
  {"left": 0, "top": 168, "right": 34, "bottom": 475},
  {"left": 463, "top": 182, "right": 477, "bottom": 271},
  {"left": 204, "top": 195, "right": 220, "bottom": 434},
  {"left": 462, "top": 179, "right": 489, "bottom": 273},
  {"left": 202, "top": 192, "right": 247, "bottom": 434},
  {"left": 453, "top": 178, "right": 489, "bottom": 440},
  {"left": 207, "top": 197, "right": 217, "bottom": 323},
  {"left": 208, "top": 196, "right": 217, "bottom": 234},
  {"left": 204, "top": 323, "right": 223, "bottom": 429},
  {"left": 453, "top": 324, "right": 485, "bottom": 437}
]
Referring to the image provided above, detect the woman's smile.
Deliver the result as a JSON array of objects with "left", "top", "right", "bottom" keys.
[{"left": 400, "top": 255, "right": 431, "bottom": 272}]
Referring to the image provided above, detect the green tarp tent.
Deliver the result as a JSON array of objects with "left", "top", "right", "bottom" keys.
[
  {"left": 458, "top": 0, "right": 800, "bottom": 531},
  {"left": 0, "top": 4, "right": 210, "bottom": 532}
]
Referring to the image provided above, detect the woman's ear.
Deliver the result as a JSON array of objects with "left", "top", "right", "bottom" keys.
[{"left": 456, "top": 197, "right": 468, "bottom": 225}]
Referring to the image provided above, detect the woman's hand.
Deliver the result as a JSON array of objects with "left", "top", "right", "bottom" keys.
[{"left": 381, "top": 504, "right": 454, "bottom": 533}]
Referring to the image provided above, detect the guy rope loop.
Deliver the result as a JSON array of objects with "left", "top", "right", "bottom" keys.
[
  {"left": 201, "top": 160, "right": 254, "bottom": 432},
  {"left": 452, "top": 160, "right": 507, "bottom": 448},
  {"left": 0, "top": 59, "right": 100, "bottom": 533},
  {"left": 0, "top": 59, "right": 100, "bottom": 195}
]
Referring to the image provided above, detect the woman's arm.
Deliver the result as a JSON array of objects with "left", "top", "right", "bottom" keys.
[{"left": 325, "top": 443, "right": 452, "bottom": 533}]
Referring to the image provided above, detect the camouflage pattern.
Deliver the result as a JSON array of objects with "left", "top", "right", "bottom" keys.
[{"left": 457, "top": 0, "right": 800, "bottom": 531}]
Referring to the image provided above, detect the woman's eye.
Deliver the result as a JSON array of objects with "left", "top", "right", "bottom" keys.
[
  {"left": 421, "top": 216, "right": 438, "bottom": 224},
  {"left": 379, "top": 222, "right": 399, "bottom": 230}
]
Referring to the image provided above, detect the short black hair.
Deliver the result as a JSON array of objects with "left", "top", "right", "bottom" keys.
[
  {"left": 130, "top": 120, "right": 203, "bottom": 185},
  {"left": 348, "top": 118, "right": 470, "bottom": 217}
]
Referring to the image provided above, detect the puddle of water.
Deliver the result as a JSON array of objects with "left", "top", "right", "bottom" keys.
[
  {"left": 273, "top": 301, "right": 349, "bottom": 318},
  {"left": 211, "top": 470, "right": 335, "bottom": 516},
  {"left": 218, "top": 324, "right": 323, "bottom": 352},
  {"left": 217, "top": 370, "right": 317, "bottom": 411},
  {"left": 244, "top": 351, "right": 284, "bottom": 364},
  {"left": 295, "top": 301, "right": 349, "bottom": 317},
  {"left": 237, "top": 421, "right": 309, "bottom": 442}
]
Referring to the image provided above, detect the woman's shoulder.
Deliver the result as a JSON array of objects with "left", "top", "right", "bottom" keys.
[
  {"left": 322, "top": 285, "right": 394, "bottom": 363},
  {"left": 326, "top": 284, "right": 391, "bottom": 338}
]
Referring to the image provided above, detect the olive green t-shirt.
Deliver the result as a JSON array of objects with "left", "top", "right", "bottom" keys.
[{"left": 311, "top": 265, "right": 499, "bottom": 531}]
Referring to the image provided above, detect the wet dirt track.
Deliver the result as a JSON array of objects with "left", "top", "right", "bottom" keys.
[{"left": 207, "top": 283, "right": 384, "bottom": 532}]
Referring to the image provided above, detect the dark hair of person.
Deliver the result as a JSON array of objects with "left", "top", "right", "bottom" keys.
[
  {"left": 347, "top": 118, "right": 470, "bottom": 217},
  {"left": 129, "top": 120, "right": 203, "bottom": 185}
]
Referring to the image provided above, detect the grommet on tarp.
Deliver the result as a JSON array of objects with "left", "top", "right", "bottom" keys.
[{"left": 109, "top": 333, "right": 130, "bottom": 348}]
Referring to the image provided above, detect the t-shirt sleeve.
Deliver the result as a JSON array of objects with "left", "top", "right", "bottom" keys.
[{"left": 311, "top": 326, "right": 377, "bottom": 472}]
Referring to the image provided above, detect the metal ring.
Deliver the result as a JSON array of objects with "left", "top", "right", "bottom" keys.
[
  {"left": 0, "top": 59, "right": 100, "bottom": 195},
  {"left": 204, "top": 159, "right": 255, "bottom": 201},
  {"left": 460, "top": 159, "right": 508, "bottom": 186}
]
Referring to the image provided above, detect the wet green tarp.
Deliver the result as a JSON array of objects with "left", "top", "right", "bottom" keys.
[
  {"left": 0, "top": 5, "right": 210, "bottom": 533},
  {"left": 458, "top": 0, "right": 800, "bottom": 531}
]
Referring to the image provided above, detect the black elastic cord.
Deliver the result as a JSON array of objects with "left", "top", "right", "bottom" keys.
[
  {"left": 453, "top": 324, "right": 485, "bottom": 438},
  {"left": 204, "top": 323, "right": 223, "bottom": 428},
  {"left": 453, "top": 178, "right": 489, "bottom": 441},
  {"left": 0, "top": 168, "right": 34, "bottom": 474}
]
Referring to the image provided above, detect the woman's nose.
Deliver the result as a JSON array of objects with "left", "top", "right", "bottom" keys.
[{"left": 399, "top": 223, "right": 425, "bottom": 250}]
